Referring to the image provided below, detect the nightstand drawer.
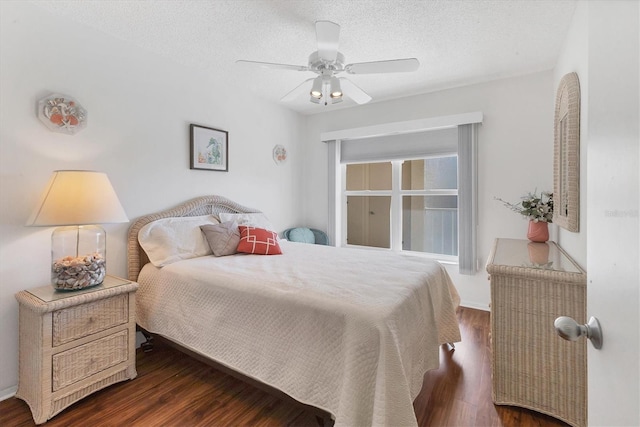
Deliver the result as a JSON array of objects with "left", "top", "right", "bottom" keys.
[
  {"left": 53, "top": 294, "right": 128, "bottom": 346},
  {"left": 52, "top": 330, "right": 128, "bottom": 391}
]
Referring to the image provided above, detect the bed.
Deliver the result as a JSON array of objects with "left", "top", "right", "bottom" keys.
[{"left": 127, "top": 195, "right": 461, "bottom": 427}]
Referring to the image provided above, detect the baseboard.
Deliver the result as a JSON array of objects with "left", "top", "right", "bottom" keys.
[
  {"left": 459, "top": 300, "right": 490, "bottom": 311},
  {"left": 0, "top": 386, "right": 17, "bottom": 402}
]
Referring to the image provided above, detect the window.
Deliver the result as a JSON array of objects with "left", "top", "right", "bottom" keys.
[
  {"left": 403, "top": 156, "right": 458, "bottom": 256},
  {"left": 344, "top": 156, "right": 458, "bottom": 259},
  {"left": 324, "top": 113, "right": 481, "bottom": 274}
]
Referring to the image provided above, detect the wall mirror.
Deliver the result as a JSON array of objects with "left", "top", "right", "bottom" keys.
[{"left": 553, "top": 72, "right": 581, "bottom": 231}]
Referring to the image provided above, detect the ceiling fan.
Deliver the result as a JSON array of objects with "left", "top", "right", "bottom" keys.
[{"left": 237, "top": 20, "right": 420, "bottom": 106}]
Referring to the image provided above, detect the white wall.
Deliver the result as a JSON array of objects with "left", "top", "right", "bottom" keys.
[
  {"left": 0, "top": 2, "right": 304, "bottom": 396},
  {"left": 553, "top": 2, "right": 588, "bottom": 268},
  {"left": 301, "top": 71, "right": 555, "bottom": 309}
]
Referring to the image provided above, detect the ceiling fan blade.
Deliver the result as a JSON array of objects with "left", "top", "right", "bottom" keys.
[
  {"left": 339, "top": 78, "right": 372, "bottom": 104},
  {"left": 236, "top": 60, "right": 308, "bottom": 72},
  {"left": 280, "top": 78, "right": 315, "bottom": 102},
  {"left": 345, "top": 58, "right": 420, "bottom": 74},
  {"left": 316, "top": 20, "right": 340, "bottom": 62}
]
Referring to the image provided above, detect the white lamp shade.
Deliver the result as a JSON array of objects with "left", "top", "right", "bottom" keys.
[{"left": 27, "top": 170, "right": 129, "bottom": 226}]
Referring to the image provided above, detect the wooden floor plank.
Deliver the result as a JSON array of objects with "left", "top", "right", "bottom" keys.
[{"left": 0, "top": 307, "right": 570, "bottom": 427}]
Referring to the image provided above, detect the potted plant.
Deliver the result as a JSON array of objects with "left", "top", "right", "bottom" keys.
[{"left": 495, "top": 190, "right": 553, "bottom": 242}]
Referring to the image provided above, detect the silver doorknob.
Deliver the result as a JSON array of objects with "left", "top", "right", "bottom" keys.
[{"left": 554, "top": 316, "right": 603, "bottom": 349}]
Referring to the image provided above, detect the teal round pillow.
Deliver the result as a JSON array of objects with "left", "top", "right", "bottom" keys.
[{"left": 288, "top": 227, "right": 315, "bottom": 244}]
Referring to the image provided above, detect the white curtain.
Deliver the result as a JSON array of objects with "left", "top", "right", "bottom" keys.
[
  {"left": 457, "top": 124, "right": 478, "bottom": 274},
  {"left": 326, "top": 139, "right": 340, "bottom": 246}
]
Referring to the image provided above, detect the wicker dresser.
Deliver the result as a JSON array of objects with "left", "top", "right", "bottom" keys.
[
  {"left": 486, "top": 238, "right": 587, "bottom": 427},
  {"left": 15, "top": 276, "right": 138, "bottom": 424}
]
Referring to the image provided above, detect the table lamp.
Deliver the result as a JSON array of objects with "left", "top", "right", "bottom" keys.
[{"left": 26, "top": 170, "right": 129, "bottom": 290}]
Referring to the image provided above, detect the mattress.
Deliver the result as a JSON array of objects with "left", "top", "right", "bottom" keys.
[{"left": 136, "top": 240, "right": 461, "bottom": 426}]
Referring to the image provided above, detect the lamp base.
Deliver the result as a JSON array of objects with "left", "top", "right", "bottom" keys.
[
  {"left": 52, "top": 253, "right": 106, "bottom": 290},
  {"left": 51, "top": 225, "right": 106, "bottom": 291}
]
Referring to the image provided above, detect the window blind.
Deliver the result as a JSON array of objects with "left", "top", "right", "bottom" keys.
[{"left": 340, "top": 128, "right": 458, "bottom": 163}]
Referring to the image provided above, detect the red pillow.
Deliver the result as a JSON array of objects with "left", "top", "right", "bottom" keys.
[{"left": 236, "top": 226, "right": 282, "bottom": 255}]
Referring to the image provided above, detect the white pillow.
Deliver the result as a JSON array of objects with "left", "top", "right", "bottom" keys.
[
  {"left": 138, "top": 215, "right": 219, "bottom": 267},
  {"left": 218, "top": 212, "right": 275, "bottom": 231}
]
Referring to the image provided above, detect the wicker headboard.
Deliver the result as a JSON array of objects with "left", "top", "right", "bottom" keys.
[{"left": 127, "top": 195, "right": 260, "bottom": 282}]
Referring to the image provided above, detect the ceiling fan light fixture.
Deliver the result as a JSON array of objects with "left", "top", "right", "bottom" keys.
[
  {"left": 329, "top": 76, "right": 343, "bottom": 99},
  {"left": 310, "top": 76, "right": 323, "bottom": 99},
  {"left": 238, "top": 21, "right": 420, "bottom": 108}
]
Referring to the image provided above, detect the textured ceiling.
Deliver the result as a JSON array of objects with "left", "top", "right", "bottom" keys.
[{"left": 31, "top": 0, "right": 577, "bottom": 115}]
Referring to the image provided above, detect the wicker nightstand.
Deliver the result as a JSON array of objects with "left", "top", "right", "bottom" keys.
[
  {"left": 486, "top": 238, "right": 587, "bottom": 427},
  {"left": 15, "top": 276, "right": 138, "bottom": 424}
]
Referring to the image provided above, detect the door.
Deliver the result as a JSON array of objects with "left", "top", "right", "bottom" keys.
[
  {"left": 366, "top": 196, "right": 391, "bottom": 248},
  {"left": 346, "top": 164, "right": 368, "bottom": 246},
  {"left": 586, "top": 2, "right": 639, "bottom": 425},
  {"left": 346, "top": 196, "right": 368, "bottom": 245},
  {"left": 366, "top": 163, "right": 391, "bottom": 248}
]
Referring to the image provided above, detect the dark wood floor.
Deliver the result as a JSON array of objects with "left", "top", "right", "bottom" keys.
[{"left": 1, "top": 307, "right": 568, "bottom": 426}]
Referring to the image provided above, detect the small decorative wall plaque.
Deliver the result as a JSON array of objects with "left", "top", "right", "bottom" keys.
[
  {"left": 38, "top": 93, "right": 87, "bottom": 135},
  {"left": 273, "top": 144, "right": 287, "bottom": 164}
]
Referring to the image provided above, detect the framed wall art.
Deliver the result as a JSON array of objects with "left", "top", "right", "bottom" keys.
[
  {"left": 190, "top": 124, "right": 228, "bottom": 172},
  {"left": 553, "top": 72, "right": 580, "bottom": 231}
]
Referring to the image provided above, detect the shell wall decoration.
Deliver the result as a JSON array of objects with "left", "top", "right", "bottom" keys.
[
  {"left": 38, "top": 93, "right": 87, "bottom": 135},
  {"left": 273, "top": 144, "right": 287, "bottom": 164}
]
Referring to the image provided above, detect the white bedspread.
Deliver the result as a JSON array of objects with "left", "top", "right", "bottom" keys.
[{"left": 136, "top": 241, "right": 461, "bottom": 426}]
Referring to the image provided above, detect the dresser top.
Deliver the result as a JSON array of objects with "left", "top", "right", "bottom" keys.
[{"left": 487, "top": 238, "right": 585, "bottom": 277}]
